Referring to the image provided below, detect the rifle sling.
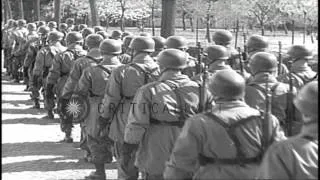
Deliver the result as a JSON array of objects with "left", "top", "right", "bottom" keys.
[{"left": 129, "top": 63, "right": 158, "bottom": 84}]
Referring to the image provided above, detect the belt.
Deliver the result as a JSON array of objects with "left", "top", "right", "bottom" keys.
[
  {"left": 198, "top": 153, "right": 262, "bottom": 166},
  {"left": 150, "top": 117, "right": 184, "bottom": 128}
]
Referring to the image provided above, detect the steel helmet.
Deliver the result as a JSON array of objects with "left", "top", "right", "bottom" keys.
[
  {"left": 17, "top": 19, "right": 27, "bottom": 27},
  {"left": 79, "top": 24, "right": 87, "bottom": 31},
  {"left": 8, "top": 19, "right": 15, "bottom": 27},
  {"left": 294, "top": 81, "right": 318, "bottom": 117},
  {"left": 66, "top": 18, "right": 74, "bottom": 25},
  {"left": 129, "top": 36, "right": 155, "bottom": 53},
  {"left": 81, "top": 27, "right": 95, "bottom": 39},
  {"left": 249, "top": 52, "right": 278, "bottom": 75},
  {"left": 287, "top": 45, "right": 313, "bottom": 60},
  {"left": 47, "top": 31, "right": 64, "bottom": 42},
  {"left": 111, "top": 30, "right": 122, "bottom": 40},
  {"left": 48, "top": 21, "right": 57, "bottom": 29},
  {"left": 166, "top": 36, "right": 188, "bottom": 49},
  {"left": 38, "top": 26, "right": 50, "bottom": 35},
  {"left": 157, "top": 49, "right": 188, "bottom": 69},
  {"left": 212, "top": 30, "right": 233, "bottom": 45},
  {"left": 209, "top": 69, "right": 245, "bottom": 100},
  {"left": 99, "top": 39, "right": 122, "bottom": 55},
  {"left": 38, "top": 21, "right": 46, "bottom": 27},
  {"left": 27, "top": 23, "right": 37, "bottom": 31},
  {"left": 66, "top": 31, "right": 83, "bottom": 44},
  {"left": 246, "top": 34, "right": 268, "bottom": 51},
  {"left": 85, "top": 34, "right": 104, "bottom": 49},
  {"left": 152, "top": 36, "right": 166, "bottom": 50},
  {"left": 59, "top": 23, "right": 68, "bottom": 31},
  {"left": 96, "top": 31, "right": 109, "bottom": 39},
  {"left": 93, "top": 26, "right": 105, "bottom": 33},
  {"left": 204, "top": 45, "right": 229, "bottom": 64},
  {"left": 12, "top": 20, "right": 18, "bottom": 27}
]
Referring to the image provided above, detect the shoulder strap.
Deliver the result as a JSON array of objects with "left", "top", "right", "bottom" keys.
[
  {"left": 96, "top": 65, "right": 112, "bottom": 75},
  {"left": 249, "top": 82, "right": 280, "bottom": 95},
  {"left": 129, "top": 63, "right": 158, "bottom": 84},
  {"left": 291, "top": 72, "right": 308, "bottom": 84},
  {"left": 85, "top": 55, "right": 102, "bottom": 64}
]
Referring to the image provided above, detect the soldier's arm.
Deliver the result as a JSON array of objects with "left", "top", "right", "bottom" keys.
[
  {"left": 101, "top": 67, "right": 123, "bottom": 119},
  {"left": 47, "top": 53, "right": 62, "bottom": 85},
  {"left": 74, "top": 68, "right": 91, "bottom": 97},
  {"left": 32, "top": 50, "right": 45, "bottom": 76},
  {"left": 163, "top": 117, "right": 201, "bottom": 180},
  {"left": 124, "top": 87, "right": 151, "bottom": 144},
  {"left": 255, "top": 142, "right": 291, "bottom": 179}
]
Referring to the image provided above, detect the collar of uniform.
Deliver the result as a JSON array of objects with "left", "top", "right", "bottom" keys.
[
  {"left": 291, "top": 60, "right": 312, "bottom": 72},
  {"left": 87, "top": 48, "right": 102, "bottom": 59},
  {"left": 299, "top": 120, "right": 318, "bottom": 140},
  {"left": 132, "top": 53, "right": 154, "bottom": 63},
  {"left": 159, "top": 71, "right": 190, "bottom": 82},
  {"left": 208, "top": 63, "right": 231, "bottom": 73},
  {"left": 101, "top": 56, "right": 121, "bottom": 65},
  {"left": 212, "top": 100, "right": 248, "bottom": 111},
  {"left": 250, "top": 72, "right": 277, "bottom": 84}
]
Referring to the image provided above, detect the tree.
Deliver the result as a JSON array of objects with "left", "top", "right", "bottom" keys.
[
  {"left": 19, "top": 0, "right": 24, "bottom": 19},
  {"left": 118, "top": 0, "right": 127, "bottom": 31},
  {"left": 34, "top": 0, "right": 41, "bottom": 21},
  {"left": 54, "top": 0, "right": 61, "bottom": 25},
  {"left": 161, "top": 0, "right": 177, "bottom": 37},
  {"left": 89, "top": 0, "right": 100, "bottom": 26},
  {"left": 5, "top": 0, "right": 13, "bottom": 20}
]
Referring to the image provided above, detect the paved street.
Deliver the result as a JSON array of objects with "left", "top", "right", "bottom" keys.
[{"left": 1, "top": 74, "right": 118, "bottom": 180}]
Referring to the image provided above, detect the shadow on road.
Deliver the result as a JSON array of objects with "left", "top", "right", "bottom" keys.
[
  {"left": 2, "top": 91, "right": 31, "bottom": 95},
  {"left": 2, "top": 100, "right": 34, "bottom": 106},
  {"left": 2, "top": 117, "right": 59, "bottom": 125},
  {"left": 2, "top": 141, "right": 117, "bottom": 173}
]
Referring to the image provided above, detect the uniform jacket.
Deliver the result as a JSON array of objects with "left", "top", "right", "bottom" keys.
[
  {"left": 23, "top": 32, "right": 40, "bottom": 68},
  {"left": 61, "top": 48, "right": 101, "bottom": 99},
  {"left": 163, "top": 100, "right": 286, "bottom": 180},
  {"left": 101, "top": 53, "right": 160, "bottom": 143},
  {"left": 46, "top": 44, "right": 86, "bottom": 96},
  {"left": 256, "top": 121, "right": 318, "bottom": 179},
  {"left": 124, "top": 73, "right": 214, "bottom": 175}
]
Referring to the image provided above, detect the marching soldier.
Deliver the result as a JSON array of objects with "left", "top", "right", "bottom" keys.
[
  {"left": 123, "top": 49, "right": 214, "bottom": 179},
  {"left": 245, "top": 52, "right": 301, "bottom": 135},
  {"left": 59, "top": 23, "right": 69, "bottom": 46},
  {"left": 122, "top": 31, "right": 133, "bottom": 40},
  {"left": 3, "top": 19, "right": 16, "bottom": 76},
  {"left": 256, "top": 81, "right": 318, "bottom": 179},
  {"left": 164, "top": 69, "right": 286, "bottom": 180},
  {"left": 48, "top": 21, "right": 58, "bottom": 32},
  {"left": 30, "top": 26, "right": 51, "bottom": 109},
  {"left": 78, "top": 24, "right": 88, "bottom": 32},
  {"left": 81, "top": 28, "right": 95, "bottom": 50},
  {"left": 278, "top": 45, "right": 317, "bottom": 90},
  {"left": 75, "top": 39, "right": 123, "bottom": 180},
  {"left": 165, "top": 36, "right": 197, "bottom": 77},
  {"left": 93, "top": 26, "right": 105, "bottom": 33},
  {"left": 110, "top": 30, "right": 123, "bottom": 41},
  {"left": 96, "top": 31, "right": 109, "bottom": 39},
  {"left": 245, "top": 34, "right": 288, "bottom": 76},
  {"left": 37, "top": 21, "right": 46, "bottom": 28},
  {"left": 99, "top": 36, "right": 160, "bottom": 180},
  {"left": 151, "top": 36, "right": 166, "bottom": 59},
  {"left": 66, "top": 18, "right": 75, "bottom": 32},
  {"left": 61, "top": 34, "right": 103, "bottom": 159},
  {"left": 46, "top": 32, "right": 86, "bottom": 143}
]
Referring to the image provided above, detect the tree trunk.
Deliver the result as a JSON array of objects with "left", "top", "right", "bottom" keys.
[
  {"left": 120, "top": 8, "right": 125, "bottom": 31},
  {"left": 283, "top": 22, "right": 288, "bottom": 35},
  {"left": 291, "top": 20, "right": 295, "bottom": 44},
  {"left": 105, "top": 16, "right": 109, "bottom": 29},
  {"left": 206, "top": 13, "right": 211, "bottom": 42},
  {"left": 161, "top": 0, "right": 177, "bottom": 38},
  {"left": 260, "top": 21, "right": 265, "bottom": 36},
  {"left": 89, "top": 0, "right": 100, "bottom": 26},
  {"left": 5, "top": 0, "right": 13, "bottom": 19},
  {"left": 19, "top": 0, "right": 24, "bottom": 19},
  {"left": 34, "top": 0, "right": 40, "bottom": 21},
  {"left": 3, "top": 0, "right": 8, "bottom": 23},
  {"left": 151, "top": 0, "right": 155, "bottom": 36},
  {"left": 182, "top": 11, "right": 187, "bottom": 31},
  {"left": 54, "top": 0, "right": 61, "bottom": 25},
  {"left": 189, "top": 17, "right": 194, "bottom": 32}
]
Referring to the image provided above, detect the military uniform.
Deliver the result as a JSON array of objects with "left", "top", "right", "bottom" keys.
[
  {"left": 101, "top": 36, "right": 160, "bottom": 179},
  {"left": 256, "top": 81, "right": 318, "bottom": 179},
  {"left": 163, "top": 70, "right": 286, "bottom": 180}
]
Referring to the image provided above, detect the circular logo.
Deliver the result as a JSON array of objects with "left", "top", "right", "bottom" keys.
[{"left": 65, "top": 93, "right": 90, "bottom": 123}]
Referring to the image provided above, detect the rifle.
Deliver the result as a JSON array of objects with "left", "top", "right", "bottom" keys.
[
  {"left": 237, "top": 47, "right": 244, "bottom": 75},
  {"left": 234, "top": 19, "right": 239, "bottom": 48},
  {"left": 278, "top": 41, "right": 282, "bottom": 76},
  {"left": 242, "top": 33, "right": 248, "bottom": 62},
  {"left": 262, "top": 76, "right": 272, "bottom": 152},
  {"left": 286, "top": 61, "right": 295, "bottom": 136},
  {"left": 195, "top": 12, "right": 201, "bottom": 74}
]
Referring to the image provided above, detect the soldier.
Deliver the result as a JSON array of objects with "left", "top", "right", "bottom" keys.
[
  {"left": 48, "top": 21, "right": 58, "bottom": 32},
  {"left": 76, "top": 39, "right": 123, "bottom": 180},
  {"left": 166, "top": 36, "right": 197, "bottom": 77},
  {"left": 99, "top": 36, "right": 160, "bottom": 180},
  {"left": 59, "top": 23, "right": 69, "bottom": 46},
  {"left": 164, "top": 69, "right": 286, "bottom": 180},
  {"left": 151, "top": 36, "right": 166, "bottom": 59},
  {"left": 256, "top": 81, "right": 318, "bottom": 179},
  {"left": 3, "top": 19, "right": 15, "bottom": 76},
  {"left": 46, "top": 32, "right": 86, "bottom": 143},
  {"left": 22, "top": 23, "right": 39, "bottom": 91},
  {"left": 119, "top": 35, "right": 135, "bottom": 64},
  {"left": 78, "top": 24, "right": 87, "bottom": 32},
  {"left": 38, "top": 21, "right": 46, "bottom": 27},
  {"left": 122, "top": 31, "right": 133, "bottom": 40},
  {"left": 246, "top": 34, "right": 288, "bottom": 76},
  {"left": 61, "top": 34, "right": 103, "bottom": 159},
  {"left": 278, "top": 45, "right": 317, "bottom": 90},
  {"left": 123, "top": 49, "right": 214, "bottom": 179},
  {"left": 96, "top": 31, "right": 109, "bottom": 39},
  {"left": 81, "top": 28, "right": 95, "bottom": 50},
  {"left": 31, "top": 29, "right": 63, "bottom": 111},
  {"left": 110, "top": 30, "right": 123, "bottom": 41},
  {"left": 93, "top": 26, "right": 105, "bottom": 33},
  {"left": 245, "top": 52, "right": 301, "bottom": 135},
  {"left": 66, "top": 18, "right": 75, "bottom": 32}
]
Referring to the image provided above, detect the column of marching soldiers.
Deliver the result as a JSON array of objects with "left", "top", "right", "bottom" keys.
[{"left": 2, "top": 17, "right": 318, "bottom": 180}]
